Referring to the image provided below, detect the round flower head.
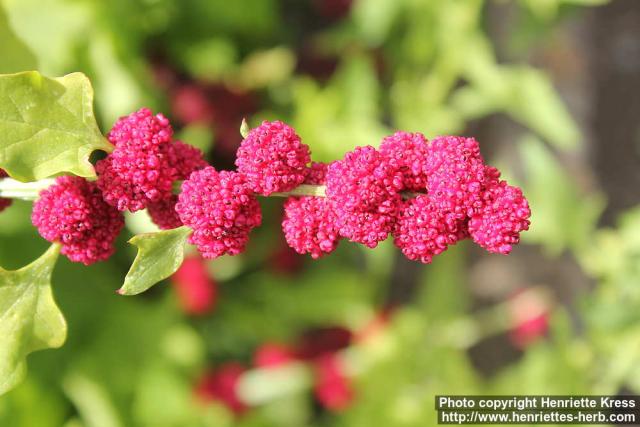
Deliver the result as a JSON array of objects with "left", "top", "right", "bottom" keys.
[
  {"left": 31, "top": 176, "right": 124, "bottom": 265},
  {"left": 97, "top": 108, "right": 177, "bottom": 212},
  {"left": 282, "top": 197, "right": 340, "bottom": 259},
  {"left": 176, "top": 167, "right": 261, "bottom": 259},
  {"left": 282, "top": 162, "right": 339, "bottom": 258},
  {"left": 392, "top": 195, "right": 462, "bottom": 264},
  {"left": 425, "top": 136, "right": 488, "bottom": 219},
  {"left": 107, "top": 107, "right": 173, "bottom": 149},
  {"left": 146, "top": 141, "right": 208, "bottom": 230},
  {"left": 235, "top": 120, "right": 310, "bottom": 195},
  {"left": 0, "top": 169, "right": 12, "bottom": 213},
  {"left": 97, "top": 109, "right": 208, "bottom": 213},
  {"left": 379, "top": 131, "right": 430, "bottom": 191},
  {"left": 468, "top": 180, "right": 531, "bottom": 254},
  {"left": 326, "top": 146, "right": 401, "bottom": 248}
]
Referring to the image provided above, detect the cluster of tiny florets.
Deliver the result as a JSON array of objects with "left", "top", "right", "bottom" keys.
[
  {"left": 379, "top": 131, "right": 430, "bottom": 191},
  {"left": 424, "top": 135, "right": 488, "bottom": 219},
  {"left": 176, "top": 167, "right": 262, "bottom": 259},
  {"left": 282, "top": 162, "right": 340, "bottom": 258},
  {"left": 392, "top": 195, "right": 461, "bottom": 263},
  {"left": 31, "top": 176, "right": 124, "bottom": 265},
  {"left": 15, "top": 107, "right": 530, "bottom": 264},
  {"left": 326, "top": 146, "right": 402, "bottom": 248},
  {"left": 0, "top": 169, "right": 11, "bottom": 213},
  {"left": 96, "top": 108, "right": 206, "bottom": 214},
  {"left": 468, "top": 179, "right": 531, "bottom": 254},
  {"left": 235, "top": 121, "right": 311, "bottom": 195}
]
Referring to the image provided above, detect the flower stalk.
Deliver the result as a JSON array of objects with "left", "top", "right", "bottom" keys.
[
  {"left": 1, "top": 178, "right": 422, "bottom": 201},
  {"left": 0, "top": 178, "right": 56, "bottom": 200}
]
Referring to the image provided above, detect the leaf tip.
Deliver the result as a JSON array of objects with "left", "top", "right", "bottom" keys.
[{"left": 240, "top": 118, "right": 250, "bottom": 139}]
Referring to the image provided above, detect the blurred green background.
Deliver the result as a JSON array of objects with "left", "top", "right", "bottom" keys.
[{"left": 2, "top": 0, "right": 640, "bottom": 426}]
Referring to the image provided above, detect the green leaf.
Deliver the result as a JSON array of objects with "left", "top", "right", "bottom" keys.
[
  {"left": 240, "top": 118, "right": 250, "bottom": 139},
  {"left": 0, "top": 244, "right": 67, "bottom": 395},
  {"left": 0, "top": 71, "right": 112, "bottom": 182},
  {"left": 118, "top": 227, "right": 191, "bottom": 296}
]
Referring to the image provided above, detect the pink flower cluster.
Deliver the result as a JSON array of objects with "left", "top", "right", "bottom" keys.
[
  {"left": 283, "top": 130, "right": 530, "bottom": 262},
  {"left": 326, "top": 146, "right": 402, "bottom": 248},
  {"left": 96, "top": 108, "right": 207, "bottom": 218},
  {"left": 0, "top": 169, "right": 11, "bottom": 213},
  {"left": 235, "top": 120, "right": 310, "bottom": 195},
  {"left": 282, "top": 162, "right": 341, "bottom": 259},
  {"left": 176, "top": 167, "right": 262, "bottom": 259},
  {"left": 31, "top": 176, "right": 124, "bottom": 265},
  {"left": 17, "top": 108, "right": 530, "bottom": 265},
  {"left": 175, "top": 119, "right": 529, "bottom": 262}
]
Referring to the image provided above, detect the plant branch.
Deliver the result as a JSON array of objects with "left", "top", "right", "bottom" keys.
[
  {"left": 1, "top": 178, "right": 422, "bottom": 201},
  {"left": 0, "top": 178, "right": 56, "bottom": 200}
]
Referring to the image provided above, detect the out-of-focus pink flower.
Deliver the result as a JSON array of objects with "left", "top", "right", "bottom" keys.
[
  {"left": 195, "top": 363, "right": 248, "bottom": 415},
  {"left": 253, "top": 343, "right": 296, "bottom": 368},
  {"left": 171, "top": 255, "right": 217, "bottom": 315},
  {"left": 171, "top": 84, "right": 215, "bottom": 125},
  {"left": 313, "top": 354, "right": 354, "bottom": 411},
  {"left": 507, "top": 288, "right": 550, "bottom": 349}
]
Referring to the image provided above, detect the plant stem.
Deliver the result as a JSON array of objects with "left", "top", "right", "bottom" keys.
[
  {"left": 0, "top": 178, "right": 421, "bottom": 200},
  {"left": 0, "top": 178, "right": 56, "bottom": 200},
  {"left": 270, "top": 184, "right": 327, "bottom": 198}
]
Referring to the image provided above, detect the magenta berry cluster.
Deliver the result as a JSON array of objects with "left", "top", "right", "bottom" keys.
[
  {"left": 31, "top": 176, "right": 124, "bottom": 265},
  {"left": 235, "top": 120, "right": 311, "bottom": 195},
  {"left": 176, "top": 167, "right": 262, "bottom": 258},
  {"left": 7, "top": 108, "right": 530, "bottom": 265},
  {"left": 283, "top": 162, "right": 340, "bottom": 259},
  {"left": 96, "top": 108, "right": 207, "bottom": 213},
  {"left": 288, "top": 130, "right": 528, "bottom": 262}
]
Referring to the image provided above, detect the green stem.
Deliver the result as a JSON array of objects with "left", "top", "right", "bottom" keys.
[
  {"left": 270, "top": 184, "right": 327, "bottom": 198},
  {"left": 1, "top": 178, "right": 421, "bottom": 201},
  {"left": 0, "top": 178, "right": 56, "bottom": 200}
]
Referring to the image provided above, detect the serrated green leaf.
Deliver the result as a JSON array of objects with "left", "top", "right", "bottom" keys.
[
  {"left": 118, "top": 226, "right": 191, "bottom": 296},
  {"left": 0, "top": 71, "right": 112, "bottom": 181},
  {"left": 0, "top": 244, "right": 67, "bottom": 395}
]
